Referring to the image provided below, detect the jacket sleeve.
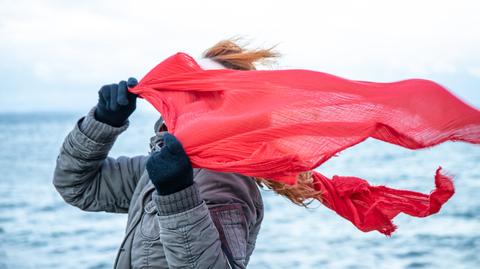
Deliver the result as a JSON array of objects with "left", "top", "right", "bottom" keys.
[
  {"left": 153, "top": 170, "right": 262, "bottom": 269},
  {"left": 53, "top": 107, "right": 148, "bottom": 213}
]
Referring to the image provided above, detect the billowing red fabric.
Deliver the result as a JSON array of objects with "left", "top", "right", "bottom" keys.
[
  {"left": 130, "top": 52, "right": 479, "bottom": 235},
  {"left": 312, "top": 168, "right": 454, "bottom": 235}
]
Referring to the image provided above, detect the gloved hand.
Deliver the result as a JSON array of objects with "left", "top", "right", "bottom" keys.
[
  {"left": 94, "top": 77, "right": 138, "bottom": 127},
  {"left": 146, "top": 133, "right": 194, "bottom": 195}
]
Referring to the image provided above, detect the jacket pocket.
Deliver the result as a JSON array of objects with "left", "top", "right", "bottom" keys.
[
  {"left": 209, "top": 204, "right": 248, "bottom": 262},
  {"left": 140, "top": 200, "right": 160, "bottom": 241}
]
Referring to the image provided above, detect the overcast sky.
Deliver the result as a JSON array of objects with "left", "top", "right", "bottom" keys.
[{"left": 1, "top": 0, "right": 479, "bottom": 113}]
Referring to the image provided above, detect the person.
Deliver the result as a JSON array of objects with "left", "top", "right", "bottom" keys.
[{"left": 53, "top": 39, "right": 318, "bottom": 269}]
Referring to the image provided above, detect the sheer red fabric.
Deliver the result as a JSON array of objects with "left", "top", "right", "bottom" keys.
[{"left": 130, "top": 53, "right": 479, "bottom": 235}]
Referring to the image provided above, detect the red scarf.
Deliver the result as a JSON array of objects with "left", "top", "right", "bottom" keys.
[{"left": 130, "top": 53, "right": 479, "bottom": 235}]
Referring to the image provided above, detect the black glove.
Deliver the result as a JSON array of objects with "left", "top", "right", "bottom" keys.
[
  {"left": 94, "top": 77, "right": 138, "bottom": 127},
  {"left": 146, "top": 133, "right": 194, "bottom": 195}
]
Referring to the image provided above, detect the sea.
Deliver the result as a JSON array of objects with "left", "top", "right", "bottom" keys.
[{"left": 0, "top": 111, "right": 478, "bottom": 269}]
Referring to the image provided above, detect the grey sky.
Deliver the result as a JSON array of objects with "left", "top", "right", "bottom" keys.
[{"left": 1, "top": 0, "right": 479, "bottom": 113}]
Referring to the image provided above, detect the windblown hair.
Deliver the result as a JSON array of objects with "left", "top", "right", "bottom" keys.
[
  {"left": 203, "top": 39, "right": 323, "bottom": 207},
  {"left": 203, "top": 38, "right": 278, "bottom": 70}
]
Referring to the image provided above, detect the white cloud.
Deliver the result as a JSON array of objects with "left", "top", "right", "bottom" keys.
[
  {"left": 0, "top": 0, "right": 479, "bottom": 111},
  {"left": 468, "top": 67, "right": 480, "bottom": 78},
  {"left": 32, "top": 62, "right": 55, "bottom": 81}
]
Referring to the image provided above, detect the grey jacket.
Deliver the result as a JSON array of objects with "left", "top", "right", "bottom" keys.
[{"left": 53, "top": 108, "right": 264, "bottom": 268}]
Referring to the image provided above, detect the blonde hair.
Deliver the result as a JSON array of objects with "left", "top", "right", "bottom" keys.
[
  {"left": 203, "top": 38, "right": 278, "bottom": 70},
  {"left": 203, "top": 38, "right": 322, "bottom": 207}
]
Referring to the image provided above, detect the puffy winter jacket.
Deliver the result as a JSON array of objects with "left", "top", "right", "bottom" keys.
[{"left": 53, "top": 108, "right": 264, "bottom": 268}]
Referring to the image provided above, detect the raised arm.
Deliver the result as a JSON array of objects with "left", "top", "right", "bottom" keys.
[
  {"left": 147, "top": 133, "right": 262, "bottom": 268},
  {"left": 53, "top": 78, "right": 148, "bottom": 213}
]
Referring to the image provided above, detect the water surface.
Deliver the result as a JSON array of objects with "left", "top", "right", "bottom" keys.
[{"left": 0, "top": 112, "right": 478, "bottom": 269}]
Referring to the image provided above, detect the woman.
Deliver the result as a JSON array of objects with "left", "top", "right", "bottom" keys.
[{"left": 53, "top": 39, "right": 318, "bottom": 269}]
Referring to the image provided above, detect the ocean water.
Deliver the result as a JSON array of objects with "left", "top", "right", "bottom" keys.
[{"left": 0, "top": 111, "right": 478, "bottom": 269}]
